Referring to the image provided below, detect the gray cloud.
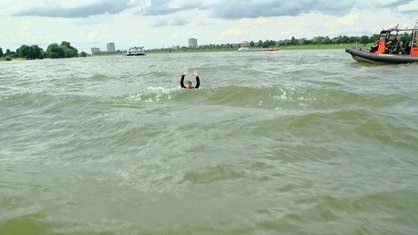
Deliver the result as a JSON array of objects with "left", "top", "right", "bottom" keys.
[
  {"left": 137, "top": 0, "right": 357, "bottom": 19},
  {"left": 13, "top": 0, "right": 132, "bottom": 18},
  {"left": 10, "top": 0, "right": 418, "bottom": 20},
  {"left": 153, "top": 18, "right": 192, "bottom": 27},
  {"left": 209, "top": 0, "right": 357, "bottom": 19},
  {"left": 383, "top": 0, "right": 413, "bottom": 8},
  {"left": 138, "top": 0, "right": 203, "bottom": 16}
]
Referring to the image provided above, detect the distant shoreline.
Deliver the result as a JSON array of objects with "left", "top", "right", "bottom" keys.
[
  {"left": 1, "top": 43, "right": 373, "bottom": 60},
  {"left": 0, "top": 57, "right": 24, "bottom": 62},
  {"left": 146, "top": 43, "right": 370, "bottom": 54}
]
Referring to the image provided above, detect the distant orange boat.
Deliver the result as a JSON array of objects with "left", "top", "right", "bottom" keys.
[
  {"left": 267, "top": 48, "right": 280, "bottom": 51},
  {"left": 237, "top": 41, "right": 280, "bottom": 52}
]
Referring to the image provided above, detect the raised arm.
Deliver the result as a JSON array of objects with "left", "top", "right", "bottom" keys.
[
  {"left": 180, "top": 74, "right": 186, "bottom": 88},
  {"left": 180, "top": 70, "right": 188, "bottom": 88},
  {"left": 194, "top": 70, "right": 200, "bottom": 89}
]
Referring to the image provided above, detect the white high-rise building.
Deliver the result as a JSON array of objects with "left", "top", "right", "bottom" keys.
[
  {"left": 188, "top": 38, "right": 198, "bottom": 48},
  {"left": 91, "top": 47, "right": 100, "bottom": 55},
  {"left": 107, "top": 42, "right": 115, "bottom": 52}
]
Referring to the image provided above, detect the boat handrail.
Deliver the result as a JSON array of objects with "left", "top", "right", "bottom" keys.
[{"left": 407, "top": 20, "right": 418, "bottom": 55}]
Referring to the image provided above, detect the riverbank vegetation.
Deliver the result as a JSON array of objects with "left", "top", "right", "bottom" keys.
[
  {"left": 0, "top": 41, "right": 87, "bottom": 61},
  {"left": 148, "top": 32, "right": 413, "bottom": 53}
]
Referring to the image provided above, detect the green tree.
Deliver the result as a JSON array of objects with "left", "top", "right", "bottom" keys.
[
  {"left": 19, "top": 45, "right": 30, "bottom": 58},
  {"left": 18, "top": 44, "right": 44, "bottom": 59},
  {"left": 349, "top": 36, "right": 359, "bottom": 43},
  {"left": 399, "top": 32, "right": 412, "bottom": 42},
  {"left": 79, "top": 51, "right": 87, "bottom": 57},
  {"left": 262, "top": 39, "right": 276, "bottom": 48},
  {"left": 291, "top": 37, "right": 298, "bottom": 45},
  {"left": 323, "top": 36, "right": 332, "bottom": 44},
  {"left": 0, "top": 47, "right": 3, "bottom": 57},
  {"left": 46, "top": 43, "right": 64, "bottom": 58},
  {"left": 359, "top": 35, "right": 370, "bottom": 44},
  {"left": 335, "top": 35, "right": 350, "bottom": 44},
  {"left": 45, "top": 41, "right": 78, "bottom": 58},
  {"left": 33, "top": 45, "right": 44, "bottom": 59},
  {"left": 60, "top": 41, "right": 78, "bottom": 57},
  {"left": 370, "top": 34, "right": 380, "bottom": 42}
]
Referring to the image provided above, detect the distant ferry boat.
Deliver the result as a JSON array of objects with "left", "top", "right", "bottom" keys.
[
  {"left": 126, "top": 47, "right": 145, "bottom": 56},
  {"left": 238, "top": 41, "right": 251, "bottom": 52},
  {"left": 238, "top": 46, "right": 250, "bottom": 52}
]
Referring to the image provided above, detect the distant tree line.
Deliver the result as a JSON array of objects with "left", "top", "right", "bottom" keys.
[
  {"left": 0, "top": 47, "right": 15, "bottom": 61},
  {"left": 0, "top": 41, "right": 87, "bottom": 61},
  {"left": 274, "top": 32, "right": 413, "bottom": 46},
  {"left": 242, "top": 32, "right": 412, "bottom": 48},
  {"left": 149, "top": 32, "right": 414, "bottom": 53}
]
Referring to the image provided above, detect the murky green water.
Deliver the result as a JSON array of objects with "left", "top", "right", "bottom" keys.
[{"left": 1, "top": 50, "right": 417, "bottom": 234}]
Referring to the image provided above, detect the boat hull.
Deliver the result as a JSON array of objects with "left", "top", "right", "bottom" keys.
[
  {"left": 345, "top": 48, "right": 418, "bottom": 64},
  {"left": 126, "top": 53, "right": 145, "bottom": 56}
]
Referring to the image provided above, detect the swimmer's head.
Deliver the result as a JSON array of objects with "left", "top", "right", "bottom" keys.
[{"left": 186, "top": 81, "right": 192, "bottom": 88}]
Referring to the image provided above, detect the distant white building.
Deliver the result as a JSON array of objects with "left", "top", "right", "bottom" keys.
[
  {"left": 107, "top": 42, "right": 115, "bottom": 52},
  {"left": 91, "top": 47, "right": 101, "bottom": 55},
  {"left": 188, "top": 38, "right": 198, "bottom": 48}
]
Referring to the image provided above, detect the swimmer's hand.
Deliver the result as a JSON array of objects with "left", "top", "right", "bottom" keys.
[
  {"left": 183, "top": 70, "right": 188, "bottom": 75},
  {"left": 194, "top": 70, "right": 199, "bottom": 77}
]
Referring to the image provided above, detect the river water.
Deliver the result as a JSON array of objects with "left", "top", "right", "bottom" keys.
[{"left": 1, "top": 50, "right": 417, "bottom": 234}]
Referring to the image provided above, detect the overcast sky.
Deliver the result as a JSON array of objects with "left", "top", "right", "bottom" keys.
[{"left": 1, "top": 0, "right": 417, "bottom": 52}]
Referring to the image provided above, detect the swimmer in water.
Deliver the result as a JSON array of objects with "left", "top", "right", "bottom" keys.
[{"left": 180, "top": 70, "right": 200, "bottom": 89}]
